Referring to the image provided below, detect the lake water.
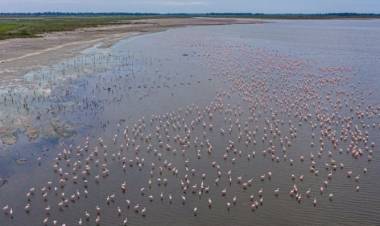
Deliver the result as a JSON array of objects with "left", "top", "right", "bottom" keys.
[{"left": 0, "top": 20, "right": 379, "bottom": 226}]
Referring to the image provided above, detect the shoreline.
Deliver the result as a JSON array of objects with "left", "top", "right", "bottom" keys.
[
  {"left": 0, "top": 18, "right": 263, "bottom": 84},
  {"left": 0, "top": 17, "right": 263, "bottom": 148}
]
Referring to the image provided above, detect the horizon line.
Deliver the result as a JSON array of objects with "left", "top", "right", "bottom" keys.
[{"left": 1, "top": 12, "right": 380, "bottom": 15}]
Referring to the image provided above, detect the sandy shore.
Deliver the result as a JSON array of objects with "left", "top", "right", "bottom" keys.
[{"left": 0, "top": 18, "right": 262, "bottom": 83}]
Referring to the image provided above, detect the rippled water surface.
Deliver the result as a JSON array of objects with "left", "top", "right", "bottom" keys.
[{"left": 0, "top": 20, "right": 380, "bottom": 226}]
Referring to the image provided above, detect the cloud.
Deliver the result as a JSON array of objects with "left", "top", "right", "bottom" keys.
[
  {"left": 1, "top": 0, "right": 379, "bottom": 13},
  {"left": 138, "top": 0, "right": 208, "bottom": 6}
]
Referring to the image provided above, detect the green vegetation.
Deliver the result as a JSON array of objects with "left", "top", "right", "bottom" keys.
[
  {"left": 0, "top": 16, "right": 155, "bottom": 40},
  {"left": 1, "top": 12, "right": 379, "bottom": 40}
]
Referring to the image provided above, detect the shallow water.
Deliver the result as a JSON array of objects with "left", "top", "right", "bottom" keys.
[{"left": 0, "top": 20, "right": 380, "bottom": 226}]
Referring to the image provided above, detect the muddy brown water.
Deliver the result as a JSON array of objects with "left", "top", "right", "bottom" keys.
[{"left": 0, "top": 20, "right": 380, "bottom": 226}]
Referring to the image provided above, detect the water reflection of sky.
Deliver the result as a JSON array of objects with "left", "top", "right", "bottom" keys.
[{"left": 0, "top": 20, "right": 380, "bottom": 226}]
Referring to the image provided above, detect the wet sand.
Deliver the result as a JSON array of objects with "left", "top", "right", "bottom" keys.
[{"left": 0, "top": 17, "right": 262, "bottom": 83}]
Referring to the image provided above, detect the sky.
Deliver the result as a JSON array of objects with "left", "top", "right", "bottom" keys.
[{"left": 1, "top": 0, "right": 380, "bottom": 13}]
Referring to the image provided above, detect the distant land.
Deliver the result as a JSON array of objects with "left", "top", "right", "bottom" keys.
[
  {"left": 1, "top": 12, "right": 379, "bottom": 40},
  {"left": 1, "top": 12, "right": 380, "bottom": 19}
]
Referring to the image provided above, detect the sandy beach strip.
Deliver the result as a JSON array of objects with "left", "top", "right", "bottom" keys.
[{"left": 0, "top": 18, "right": 263, "bottom": 83}]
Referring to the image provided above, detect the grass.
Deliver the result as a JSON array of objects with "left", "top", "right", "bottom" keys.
[
  {"left": 0, "top": 16, "right": 155, "bottom": 40},
  {"left": 1, "top": 13, "right": 379, "bottom": 40}
]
